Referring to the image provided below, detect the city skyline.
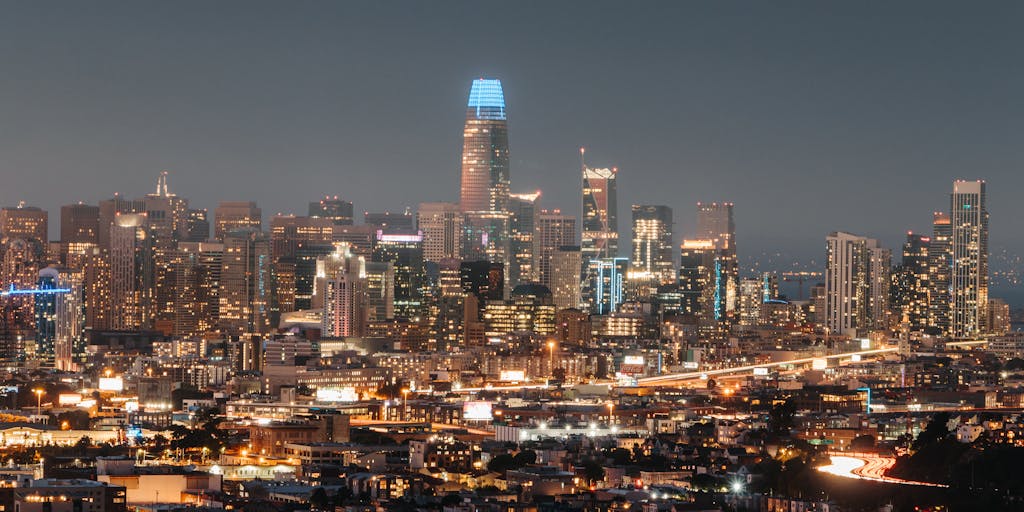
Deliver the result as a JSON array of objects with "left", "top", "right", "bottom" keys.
[{"left": 1, "top": 2, "right": 1021, "bottom": 271}]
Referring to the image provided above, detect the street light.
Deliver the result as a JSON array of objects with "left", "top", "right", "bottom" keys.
[
  {"left": 547, "top": 341, "right": 556, "bottom": 375},
  {"left": 401, "top": 388, "right": 410, "bottom": 421},
  {"left": 33, "top": 389, "right": 43, "bottom": 417}
]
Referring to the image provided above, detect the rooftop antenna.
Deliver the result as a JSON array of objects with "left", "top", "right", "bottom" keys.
[{"left": 155, "top": 170, "right": 172, "bottom": 197}]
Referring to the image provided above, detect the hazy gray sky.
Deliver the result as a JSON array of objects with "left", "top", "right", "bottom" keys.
[{"left": 1, "top": 2, "right": 1021, "bottom": 276}]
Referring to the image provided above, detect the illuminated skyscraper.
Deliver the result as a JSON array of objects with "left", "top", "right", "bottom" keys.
[
  {"left": 928, "top": 211, "right": 952, "bottom": 336},
  {"left": 417, "top": 202, "right": 463, "bottom": 263},
  {"left": 172, "top": 242, "right": 223, "bottom": 337},
  {"left": 631, "top": 205, "right": 673, "bottom": 284},
  {"left": 109, "top": 213, "right": 151, "bottom": 330},
  {"left": 825, "top": 232, "right": 890, "bottom": 336},
  {"left": 34, "top": 267, "right": 84, "bottom": 369},
  {"left": 534, "top": 210, "right": 576, "bottom": 291},
  {"left": 550, "top": 246, "right": 581, "bottom": 311},
  {"left": 318, "top": 244, "right": 368, "bottom": 338},
  {"left": 372, "top": 230, "right": 425, "bottom": 320},
  {"left": 894, "top": 232, "right": 930, "bottom": 332},
  {"left": 460, "top": 78, "right": 510, "bottom": 214},
  {"left": 678, "top": 239, "right": 715, "bottom": 319},
  {"left": 950, "top": 180, "right": 988, "bottom": 338},
  {"left": 0, "top": 205, "right": 48, "bottom": 244},
  {"left": 185, "top": 209, "right": 210, "bottom": 242},
  {"left": 589, "top": 257, "right": 628, "bottom": 315},
  {"left": 580, "top": 158, "right": 618, "bottom": 313},
  {"left": 60, "top": 204, "right": 99, "bottom": 245},
  {"left": 695, "top": 202, "right": 737, "bottom": 321},
  {"left": 214, "top": 201, "right": 262, "bottom": 241},
  {"left": 365, "top": 211, "right": 415, "bottom": 234},
  {"left": 508, "top": 192, "right": 540, "bottom": 287},
  {"left": 310, "top": 196, "right": 354, "bottom": 225},
  {"left": 219, "top": 229, "right": 272, "bottom": 335}
]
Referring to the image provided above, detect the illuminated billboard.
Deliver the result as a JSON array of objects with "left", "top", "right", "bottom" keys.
[
  {"left": 58, "top": 393, "right": 83, "bottom": 406},
  {"left": 98, "top": 377, "right": 124, "bottom": 392},
  {"left": 462, "top": 401, "right": 493, "bottom": 420},
  {"left": 499, "top": 370, "right": 526, "bottom": 381},
  {"left": 811, "top": 358, "right": 828, "bottom": 370},
  {"left": 753, "top": 367, "right": 769, "bottom": 376},
  {"left": 316, "top": 387, "right": 358, "bottom": 402},
  {"left": 623, "top": 356, "right": 645, "bottom": 365}
]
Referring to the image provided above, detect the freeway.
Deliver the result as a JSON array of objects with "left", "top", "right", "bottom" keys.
[
  {"left": 636, "top": 347, "right": 899, "bottom": 386},
  {"left": 816, "top": 454, "right": 948, "bottom": 487},
  {"left": 448, "top": 347, "right": 899, "bottom": 394}
]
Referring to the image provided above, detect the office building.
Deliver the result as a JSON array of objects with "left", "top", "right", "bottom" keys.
[
  {"left": 631, "top": 205, "right": 674, "bottom": 284},
  {"left": 219, "top": 229, "right": 272, "bottom": 335},
  {"left": 508, "top": 192, "right": 540, "bottom": 286},
  {"left": 534, "top": 210, "right": 576, "bottom": 291},
  {"left": 459, "top": 78, "right": 510, "bottom": 214},
  {"left": 365, "top": 211, "right": 415, "bottom": 234},
  {"left": 214, "top": 201, "right": 262, "bottom": 241},
  {"left": 587, "top": 257, "right": 628, "bottom": 315},
  {"left": 372, "top": 231, "right": 425, "bottom": 320},
  {"left": 549, "top": 246, "right": 581, "bottom": 311},
  {"left": 417, "top": 202, "right": 463, "bottom": 263},
  {"left": 310, "top": 196, "right": 354, "bottom": 225},
  {"left": 0, "top": 205, "right": 48, "bottom": 243}
]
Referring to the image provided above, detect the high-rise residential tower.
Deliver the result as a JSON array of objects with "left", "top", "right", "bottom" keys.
[
  {"left": 950, "top": 180, "right": 988, "bottom": 338},
  {"left": 825, "top": 231, "right": 891, "bottom": 336},
  {"left": 894, "top": 232, "right": 930, "bottom": 332},
  {"left": 928, "top": 211, "right": 952, "bottom": 336}
]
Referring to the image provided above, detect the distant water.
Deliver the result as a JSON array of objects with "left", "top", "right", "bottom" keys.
[{"left": 991, "top": 284, "right": 1024, "bottom": 310}]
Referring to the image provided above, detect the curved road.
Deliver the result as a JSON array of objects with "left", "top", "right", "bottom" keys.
[{"left": 817, "top": 454, "right": 948, "bottom": 487}]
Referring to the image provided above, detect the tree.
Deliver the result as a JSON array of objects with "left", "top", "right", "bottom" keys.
[
  {"left": 309, "top": 488, "right": 329, "bottom": 510},
  {"left": 768, "top": 400, "right": 796, "bottom": 436},
  {"left": 582, "top": 461, "right": 605, "bottom": 484},
  {"left": 850, "top": 434, "right": 875, "bottom": 450},
  {"left": 487, "top": 453, "right": 517, "bottom": 474},
  {"left": 513, "top": 450, "right": 536, "bottom": 466},
  {"left": 913, "top": 412, "right": 951, "bottom": 451}
]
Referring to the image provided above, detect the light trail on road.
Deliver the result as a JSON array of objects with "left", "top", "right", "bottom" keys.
[
  {"left": 817, "top": 455, "right": 948, "bottom": 487},
  {"left": 637, "top": 347, "right": 898, "bottom": 385}
]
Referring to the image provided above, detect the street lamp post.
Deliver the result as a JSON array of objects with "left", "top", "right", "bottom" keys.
[
  {"left": 33, "top": 389, "right": 43, "bottom": 417},
  {"left": 547, "top": 341, "right": 556, "bottom": 376},
  {"left": 402, "top": 389, "right": 410, "bottom": 421}
]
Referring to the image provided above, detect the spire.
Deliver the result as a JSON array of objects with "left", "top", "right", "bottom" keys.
[{"left": 155, "top": 170, "right": 173, "bottom": 197}]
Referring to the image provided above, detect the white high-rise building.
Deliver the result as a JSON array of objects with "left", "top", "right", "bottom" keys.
[
  {"left": 825, "top": 231, "right": 890, "bottom": 336},
  {"left": 417, "top": 202, "right": 463, "bottom": 263},
  {"left": 318, "top": 245, "right": 368, "bottom": 338},
  {"left": 951, "top": 180, "right": 989, "bottom": 338}
]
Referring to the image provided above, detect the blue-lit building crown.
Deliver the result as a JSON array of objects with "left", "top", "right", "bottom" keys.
[{"left": 467, "top": 78, "right": 506, "bottom": 120}]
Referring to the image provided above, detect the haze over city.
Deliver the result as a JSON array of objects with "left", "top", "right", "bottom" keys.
[
  {"left": 0, "top": 3, "right": 1022, "bottom": 512},
  {"left": 2, "top": 2, "right": 1022, "bottom": 270}
]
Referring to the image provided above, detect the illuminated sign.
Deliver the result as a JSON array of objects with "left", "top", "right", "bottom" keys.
[
  {"left": 753, "top": 367, "right": 769, "bottom": 376},
  {"left": 811, "top": 358, "right": 828, "bottom": 370},
  {"left": 462, "top": 401, "right": 493, "bottom": 421},
  {"left": 623, "top": 356, "right": 645, "bottom": 365},
  {"left": 98, "top": 377, "right": 124, "bottom": 392},
  {"left": 499, "top": 370, "right": 525, "bottom": 382},
  {"left": 316, "top": 387, "right": 358, "bottom": 402},
  {"left": 58, "top": 393, "right": 83, "bottom": 406}
]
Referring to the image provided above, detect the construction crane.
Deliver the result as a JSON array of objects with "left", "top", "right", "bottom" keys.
[{"left": 781, "top": 271, "right": 823, "bottom": 300}]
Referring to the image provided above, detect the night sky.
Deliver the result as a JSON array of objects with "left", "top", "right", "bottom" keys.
[{"left": 2, "top": 2, "right": 1022, "bottom": 288}]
